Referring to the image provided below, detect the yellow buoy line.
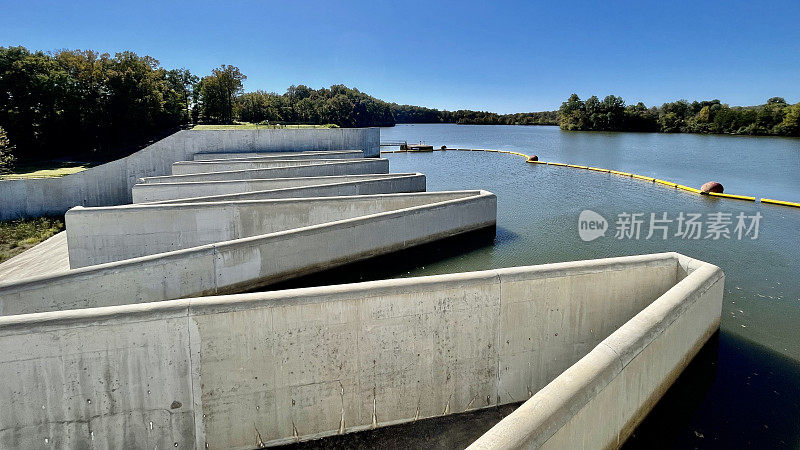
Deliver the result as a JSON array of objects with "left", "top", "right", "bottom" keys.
[{"left": 380, "top": 147, "right": 798, "bottom": 208}]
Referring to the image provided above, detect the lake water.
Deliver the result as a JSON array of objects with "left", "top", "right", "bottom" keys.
[{"left": 374, "top": 124, "right": 800, "bottom": 448}]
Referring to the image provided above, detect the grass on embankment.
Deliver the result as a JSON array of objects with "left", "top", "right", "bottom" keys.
[
  {"left": 192, "top": 123, "right": 339, "bottom": 130},
  {"left": 0, "top": 217, "right": 64, "bottom": 263},
  {"left": 0, "top": 161, "right": 98, "bottom": 180}
]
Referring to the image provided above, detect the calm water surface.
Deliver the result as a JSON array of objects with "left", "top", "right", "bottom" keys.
[{"left": 375, "top": 124, "right": 800, "bottom": 448}]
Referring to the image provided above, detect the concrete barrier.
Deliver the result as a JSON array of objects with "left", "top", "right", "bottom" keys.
[
  {"left": 0, "top": 253, "right": 723, "bottom": 448},
  {"left": 139, "top": 159, "right": 390, "bottom": 184},
  {"left": 171, "top": 158, "right": 376, "bottom": 175},
  {"left": 468, "top": 255, "right": 723, "bottom": 449},
  {"left": 143, "top": 173, "right": 427, "bottom": 205},
  {"left": 0, "top": 128, "right": 379, "bottom": 220},
  {"left": 0, "top": 191, "right": 496, "bottom": 315},
  {"left": 193, "top": 150, "right": 364, "bottom": 161},
  {"left": 66, "top": 191, "right": 479, "bottom": 267},
  {"left": 131, "top": 173, "right": 424, "bottom": 204}
]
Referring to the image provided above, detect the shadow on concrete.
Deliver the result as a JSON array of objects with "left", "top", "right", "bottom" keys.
[
  {"left": 277, "top": 403, "right": 521, "bottom": 450},
  {"left": 262, "top": 226, "right": 497, "bottom": 291}
]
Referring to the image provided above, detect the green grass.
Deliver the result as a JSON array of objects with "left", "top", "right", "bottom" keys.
[
  {"left": 192, "top": 123, "right": 339, "bottom": 130},
  {"left": 0, "top": 217, "right": 65, "bottom": 263},
  {"left": 0, "top": 161, "right": 98, "bottom": 180}
]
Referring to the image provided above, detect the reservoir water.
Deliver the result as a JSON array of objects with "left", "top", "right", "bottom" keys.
[{"left": 377, "top": 124, "right": 799, "bottom": 448}]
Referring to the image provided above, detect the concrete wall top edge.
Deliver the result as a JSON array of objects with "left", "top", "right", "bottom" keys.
[
  {"left": 177, "top": 157, "right": 366, "bottom": 166},
  {"left": 141, "top": 174, "right": 427, "bottom": 205},
  {"left": 139, "top": 158, "right": 389, "bottom": 183},
  {"left": 0, "top": 253, "right": 710, "bottom": 332},
  {"left": 130, "top": 172, "right": 424, "bottom": 188},
  {"left": 494, "top": 252, "right": 680, "bottom": 282},
  {"left": 193, "top": 149, "right": 363, "bottom": 156},
  {"left": 176, "top": 158, "right": 376, "bottom": 165},
  {"left": 68, "top": 190, "right": 484, "bottom": 213}
]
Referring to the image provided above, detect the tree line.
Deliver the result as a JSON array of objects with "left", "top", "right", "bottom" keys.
[
  {"left": 0, "top": 47, "right": 197, "bottom": 163},
  {"left": 3, "top": 45, "right": 798, "bottom": 168},
  {"left": 390, "top": 103, "right": 557, "bottom": 125},
  {"left": 0, "top": 46, "right": 562, "bottom": 166},
  {"left": 558, "top": 94, "right": 800, "bottom": 136}
]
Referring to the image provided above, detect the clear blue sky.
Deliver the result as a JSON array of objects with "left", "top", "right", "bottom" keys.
[{"left": 1, "top": 0, "right": 798, "bottom": 113}]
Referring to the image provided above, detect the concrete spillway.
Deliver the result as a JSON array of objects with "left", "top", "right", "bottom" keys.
[
  {"left": 66, "top": 191, "right": 494, "bottom": 268},
  {"left": 141, "top": 173, "right": 427, "bottom": 205},
  {"left": 138, "top": 158, "right": 390, "bottom": 184},
  {"left": 0, "top": 151, "right": 495, "bottom": 316},
  {"left": 0, "top": 135, "right": 724, "bottom": 449},
  {"left": 171, "top": 158, "right": 381, "bottom": 175},
  {"left": 0, "top": 253, "right": 723, "bottom": 448},
  {"left": 131, "top": 172, "right": 425, "bottom": 203},
  {"left": 192, "top": 149, "right": 364, "bottom": 161}
]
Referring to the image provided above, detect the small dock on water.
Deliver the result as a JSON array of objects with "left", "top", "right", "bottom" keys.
[{"left": 380, "top": 140, "right": 435, "bottom": 152}]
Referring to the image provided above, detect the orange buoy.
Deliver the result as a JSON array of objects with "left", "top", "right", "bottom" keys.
[
  {"left": 700, "top": 181, "right": 724, "bottom": 194},
  {"left": 527, "top": 155, "right": 539, "bottom": 162}
]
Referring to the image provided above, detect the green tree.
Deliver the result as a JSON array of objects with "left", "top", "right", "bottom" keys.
[
  {"left": 558, "top": 94, "right": 587, "bottom": 130},
  {"left": 198, "top": 65, "right": 246, "bottom": 123},
  {"left": 166, "top": 68, "right": 199, "bottom": 124},
  {"left": 0, "top": 126, "right": 15, "bottom": 173},
  {"left": 777, "top": 103, "right": 800, "bottom": 136}
]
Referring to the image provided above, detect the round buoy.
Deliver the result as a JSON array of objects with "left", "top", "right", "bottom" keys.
[
  {"left": 441, "top": 145, "right": 447, "bottom": 150},
  {"left": 527, "top": 155, "right": 539, "bottom": 162},
  {"left": 700, "top": 181, "right": 724, "bottom": 194}
]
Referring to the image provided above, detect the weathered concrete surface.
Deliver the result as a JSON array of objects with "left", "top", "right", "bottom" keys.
[
  {"left": 0, "top": 232, "right": 70, "bottom": 283},
  {"left": 172, "top": 158, "right": 377, "bottom": 175},
  {"left": 66, "top": 191, "right": 482, "bottom": 267},
  {"left": 468, "top": 254, "right": 724, "bottom": 450},
  {"left": 0, "top": 253, "right": 723, "bottom": 448},
  {"left": 132, "top": 173, "right": 425, "bottom": 203},
  {"left": 0, "top": 191, "right": 496, "bottom": 315},
  {"left": 193, "top": 150, "right": 363, "bottom": 161},
  {"left": 139, "top": 158, "right": 390, "bottom": 184}
]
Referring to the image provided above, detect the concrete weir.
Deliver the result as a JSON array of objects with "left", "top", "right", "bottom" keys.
[
  {"left": 0, "top": 190, "right": 495, "bottom": 315},
  {"left": 66, "top": 191, "right": 491, "bottom": 268},
  {"left": 137, "top": 173, "right": 427, "bottom": 204},
  {"left": 192, "top": 149, "right": 364, "bottom": 161},
  {"left": 171, "top": 158, "right": 379, "bottom": 175},
  {"left": 0, "top": 253, "right": 723, "bottom": 448},
  {"left": 0, "top": 131, "right": 726, "bottom": 449},
  {"left": 0, "top": 128, "right": 379, "bottom": 220},
  {"left": 0, "top": 146, "right": 495, "bottom": 316},
  {"left": 138, "top": 158, "right": 390, "bottom": 184}
]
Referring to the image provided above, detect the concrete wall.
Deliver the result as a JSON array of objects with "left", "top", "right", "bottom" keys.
[
  {"left": 171, "top": 158, "right": 374, "bottom": 175},
  {"left": 0, "top": 191, "right": 496, "bottom": 315},
  {"left": 132, "top": 173, "right": 423, "bottom": 203},
  {"left": 0, "top": 128, "right": 380, "bottom": 220},
  {"left": 139, "top": 159, "right": 389, "bottom": 184},
  {"left": 193, "top": 150, "right": 363, "bottom": 161},
  {"left": 66, "top": 191, "right": 480, "bottom": 267},
  {"left": 143, "top": 174, "right": 427, "bottom": 205},
  {"left": 468, "top": 254, "right": 724, "bottom": 449},
  {"left": 0, "top": 253, "right": 723, "bottom": 448}
]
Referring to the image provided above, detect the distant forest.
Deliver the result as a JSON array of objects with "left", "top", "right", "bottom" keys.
[
  {"left": 558, "top": 94, "right": 800, "bottom": 136},
  {"left": 0, "top": 46, "right": 798, "bottom": 167}
]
